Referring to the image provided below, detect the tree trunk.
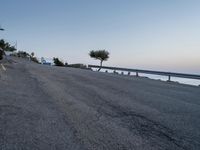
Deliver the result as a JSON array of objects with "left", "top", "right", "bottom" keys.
[
  {"left": 0, "top": 50, "right": 4, "bottom": 60},
  {"left": 98, "top": 60, "right": 103, "bottom": 71}
]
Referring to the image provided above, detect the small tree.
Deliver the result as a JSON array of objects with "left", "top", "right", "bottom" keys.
[
  {"left": 53, "top": 57, "right": 64, "bottom": 66},
  {"left": 29, "top": 52, "right": 39, "bottom": 63},
  {"left": 89, "top": 50, "right": 109, "bottom": 71},
  {"left": 31, "top": 52, "right": 34, "bottom": 58}
]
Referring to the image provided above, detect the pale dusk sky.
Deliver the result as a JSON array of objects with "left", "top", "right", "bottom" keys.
[{"left": 1, "top": 0, "right": 200, "bottom": 73}]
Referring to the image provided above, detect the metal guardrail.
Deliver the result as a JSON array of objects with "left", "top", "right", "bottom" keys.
[{"left": 88, "top": 65, "right": 200, "bottom": 81}]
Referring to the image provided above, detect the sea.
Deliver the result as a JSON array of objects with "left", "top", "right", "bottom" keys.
[{"left": 99, "top": 69, "right": 200, "bottom": 86}]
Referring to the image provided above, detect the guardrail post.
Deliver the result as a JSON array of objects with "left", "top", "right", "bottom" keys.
[
  {"left": 136, "top": 71, "right": 139, "bottom": 77},
  {"left": 168, "top": 75, "right": 171, "bottom": 81}
]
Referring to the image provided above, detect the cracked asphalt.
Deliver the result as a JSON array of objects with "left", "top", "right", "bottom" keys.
[{"left": 0, "top": 57, "right": 200, "bottom": 150}]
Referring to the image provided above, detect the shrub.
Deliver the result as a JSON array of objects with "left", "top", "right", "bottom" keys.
[
  {"left": 53, "top": 57, "right": 64, "bottom": 66},
  {"left": 67, "top": 63, "right": 87, "bottom": 69},
  {"left": 17, "top": 51, "right": 29, "bottom": 58},
  {"left": 31, "top": 57, "right": 39, "bottom": 63}
]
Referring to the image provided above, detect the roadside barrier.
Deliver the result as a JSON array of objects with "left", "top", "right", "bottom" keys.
[{"left": 88, "top": 65, "right": 200, "bottom": 81}]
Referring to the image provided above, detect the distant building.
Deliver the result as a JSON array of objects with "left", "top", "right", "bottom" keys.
[
  {"left": 43, "top": 62, "right": 51, "bottom": 65},
  {"left": 41, "top": 57, "right": 53, "bottom": 65}
]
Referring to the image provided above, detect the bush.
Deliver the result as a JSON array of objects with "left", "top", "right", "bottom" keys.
[
  {"left": 53, "top": 57, "right": 64, "bottom": 66},
  {"left": 17, "top": 51, "right": 29, "bottom": 58},
  {"left": 67, "top": 63, "right": 87, "bottom": 69},
  {"left": 31, "top": 57, "right": 39, "bottom": 63}
]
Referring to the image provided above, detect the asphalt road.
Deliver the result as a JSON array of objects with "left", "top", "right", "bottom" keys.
[{"left": 0, "top": 57, "right": 200, "bottom": 150}]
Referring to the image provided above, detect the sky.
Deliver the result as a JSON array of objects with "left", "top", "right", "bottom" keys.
[{"left": 0, "top": 0, "right": 200, "bottom": 73}]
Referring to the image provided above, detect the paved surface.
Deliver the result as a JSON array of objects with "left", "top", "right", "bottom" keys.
[{"left": 0, "top": 57, "right": 200, "bottom": 150}]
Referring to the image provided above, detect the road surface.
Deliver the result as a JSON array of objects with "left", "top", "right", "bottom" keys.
[{"left": 0, "top": 57, "right": 200, "bottom": 150}]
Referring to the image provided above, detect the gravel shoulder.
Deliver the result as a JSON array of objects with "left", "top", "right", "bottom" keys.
[{"left": 0, "top": 57, "right": 200, "bottom": 150}]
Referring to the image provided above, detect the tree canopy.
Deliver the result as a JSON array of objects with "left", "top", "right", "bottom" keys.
[
  {"left": 0, "top": 39, "right": 16, "bottom": 52},
  {"left": 89, "top": 50, "right": 110, "bottom": 71},
  {"left": 89, "top": 50, "right": 109, "bottom": 62}
]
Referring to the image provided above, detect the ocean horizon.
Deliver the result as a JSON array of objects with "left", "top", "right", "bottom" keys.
[{"left": 100, "top": 69, "right": 200, "bottom": 86}]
